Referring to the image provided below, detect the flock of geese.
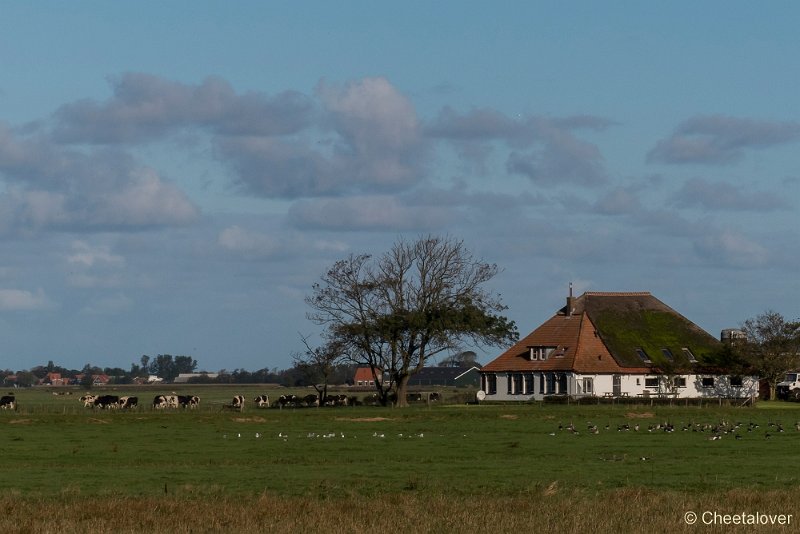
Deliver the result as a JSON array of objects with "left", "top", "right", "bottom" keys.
[{"left": 551, "top": 419, "right": 800, "bottom": 441}]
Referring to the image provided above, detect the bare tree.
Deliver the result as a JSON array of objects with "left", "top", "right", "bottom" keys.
[
  {"left": 738, "top": 310, "right": 800, "bottom": 400},
  {"left": 293, "top": 336, "right": 344, "bottom": 404},
  {"left": 306, "top": 235, "right": 517, "bottom": 407}
]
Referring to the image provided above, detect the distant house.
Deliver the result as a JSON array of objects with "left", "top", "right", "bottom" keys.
[
  {"left": 353, "top": 367, "right": 383, "bottom": 387},
  {"left": 75, "top": 373, "right": 110, "bottom": 385},
  {"left": 45, "top": 372, "right": 66, "bottom": 386},
  {"left": 407, "top": 366, "right": 481, "bottom": 388},
  {"left": 480, "top": 291, "right": 758, "bottom": 401},
  {"left": 173, "top": 373, "right": 219, "bottom": 383}
]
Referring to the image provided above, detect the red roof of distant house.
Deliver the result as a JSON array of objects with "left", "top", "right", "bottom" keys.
[
  {"left": 482, "top": 291, "right": 719, "bottom": 374},
  {"left": 353, "top": 367, "right": 382, "bottom": 384}
]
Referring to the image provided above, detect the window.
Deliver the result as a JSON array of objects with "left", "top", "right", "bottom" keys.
[
  {"left": 487, "top": 374, "right": 497, "bottom": 395},
  {"left": 513, "top": 373, "right": 523, "bottom": 395},
  {"left": 730, "top": 376, "right": 743, "bottom": 387},
  {"left": 529, "top": 346, "right": 557, "bottom": 361},
  {"left": 524, "top": 374, "right": 534, "bottom": 394},
  {"left": 645, "top": 377, "right": 659, "bottom": 388},
  {"left": 582, "top": 377, "right": 594, "bottom": 395},
  {"left": 545, "top": 374, "right": 556, "bottom": 395},
  {"left": 673, "top": 376, "right": 687, "bottom": 388},
  {"left": 661, "top": 348, "right": 674, "bottom": 361},
  {"left": 701, "top": 377, "right": 715, "bottom": 388},
  {"left": 682, "top": 347, "right": 698, "bottom": 363},
  {"left": 636, "top": 348, "right": 652, "bottom": 364}
]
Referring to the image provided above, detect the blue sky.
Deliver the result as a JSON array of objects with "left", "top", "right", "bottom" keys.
[{"left": 0, "top": 2, "right": 798, "bottom": 372}]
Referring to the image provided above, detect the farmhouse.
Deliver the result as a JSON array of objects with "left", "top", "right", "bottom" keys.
[
  {"left": 353, "top": 367, "right": 383, "bottom": 387},
  {"left": 479, "top": 290, "right": 758, "bottom": 401}
]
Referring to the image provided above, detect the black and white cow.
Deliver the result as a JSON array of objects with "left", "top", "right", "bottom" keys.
[
  {"left": 324, "top": 394, "right": 349, "bottom": 407},
  {"left": 80, "top": 394, "right": 98, "bottom": 408},
  {"left": 117, "top": 396, "right": 138, "bottom": 409},
  {"left": 277, "top": 394, "right": 300, "bottom": 408},
  {"left": 0, "top": 395, "right": 16, "bottom": 410},
  {"left": 231, "top": 395, "right": 245, "bottom": 411},
  {"left": 303, "top": 394, "right": 320, "bottom": 407},
  {"left": 178, "top": 395, "right": 200, "bottom": 409},
  {"left": 93, "top": 395, "right": 119, "bottom": 409},
  {"left": 253, "top": 394, "right": 270, "bottom": 408},
  {"left": 153, "top": 394, "right": 179, "bottom": 409}
]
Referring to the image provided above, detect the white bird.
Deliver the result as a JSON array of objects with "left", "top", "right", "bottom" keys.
[
  {"left": 237, "top": 433, "right": 241, "bottom": 438},
  {"left": 255, "top": 432, "right": 261, "bottom": 438}
]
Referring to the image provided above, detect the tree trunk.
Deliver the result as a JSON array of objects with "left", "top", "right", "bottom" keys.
[{"left": 395, "top": 374, "right": 410, "bottom": 407}]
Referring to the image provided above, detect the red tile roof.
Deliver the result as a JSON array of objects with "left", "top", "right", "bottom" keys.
[
  {"left": 353, "top": 367, "right": 382, "bottom": 383},
  {"left": 483, "top": 291, "right": 714, "bottom": 374}
]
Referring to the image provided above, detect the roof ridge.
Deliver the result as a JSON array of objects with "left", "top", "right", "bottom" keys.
[{"left": 583, "top": 291, "right": 652, "bottom": 296}]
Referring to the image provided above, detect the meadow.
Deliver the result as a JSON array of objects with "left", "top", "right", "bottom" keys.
[{"left": 1, "top": 385, "right": 799, "bottom": 533}]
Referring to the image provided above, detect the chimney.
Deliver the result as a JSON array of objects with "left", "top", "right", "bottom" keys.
[{"left": 566, "top": 282, "right": 574, "bottom": 317}]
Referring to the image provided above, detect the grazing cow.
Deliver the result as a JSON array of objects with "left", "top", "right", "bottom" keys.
[
  {"left": 277, "top": 394, "right": 300, "bottom": 408},
  {"left": 93, "top": 395, "right": 119, "bottom": 409},
  {"left": 253, "top": 394, "right": 270, "bottom": 408},
  {"left": 178, "top": 395, "right": 200, "bottom": 409},
  {"left": 323, "top": 394, "right": 349, "bottom": 407},
  {"left": 231, "top": 395, "right": 245, "bottom": 411},
  {"left": 153, "top": 394, "right": 179, "bottom": 409},
  {"left": 117, "top": 396, "right": 138, "bottom": 409},
  {"left": 80, "top": 394, "right": 98, "bottom": 408},
  {"left": 0, "top": 395, "right": 16, "bottom": 410},
  {"left": 303, "top": 393, "right": 320, "bottom": 407}
]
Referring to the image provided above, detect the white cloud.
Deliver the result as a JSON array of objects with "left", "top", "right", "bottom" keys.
[
  {"left": 67, "top": 241, "right": 125, "bottom": 267},
  {"left": 0, "top": 288, "right": 53, "bottom": 311},
  {"left": 648, "top": 115, "right": 800, "bottom": 165},
  {"left": 671, "top": 177, "right": 789, "bottom": 212}
]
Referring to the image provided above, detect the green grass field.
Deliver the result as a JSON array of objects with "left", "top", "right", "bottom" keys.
[{"left": 1, "top": 386, "right": 799, "bottom": 532}]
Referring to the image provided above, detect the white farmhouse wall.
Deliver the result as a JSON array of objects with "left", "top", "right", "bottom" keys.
[{"left": 481, "top": 372, "right": 759, "bottom": 401}]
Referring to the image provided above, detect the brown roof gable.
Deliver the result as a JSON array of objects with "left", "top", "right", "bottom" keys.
[
  {"left": 483, "top": 291, "right": 717, "bottom": 374},
  {"left": 482, "top": 311, "right": 647, "bottom": 373},
  {"left": 353, "top": 367, "right": 382, "bottom": 383}
]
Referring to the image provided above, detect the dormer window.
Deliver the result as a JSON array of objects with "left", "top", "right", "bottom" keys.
[
  {"left": 661, "top": 348, "right": 674, "bottom": 361},
  {"left": 528, "top": 346, "right": 557, "bottom": 361},
  {"left": 635, "top": 348, "right": 652, "bottom": 364},
  {"left": 682, "top": 347, "right": 698, "bottom": 363}
]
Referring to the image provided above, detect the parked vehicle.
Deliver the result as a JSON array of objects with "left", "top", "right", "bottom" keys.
[{"left": 777, "top": 371, "right": 800, "bottom": 400}]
